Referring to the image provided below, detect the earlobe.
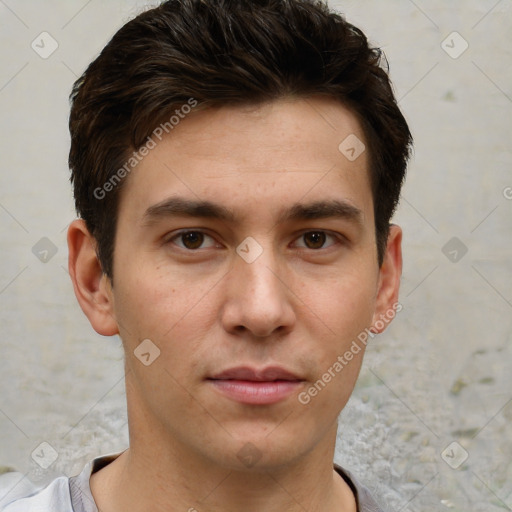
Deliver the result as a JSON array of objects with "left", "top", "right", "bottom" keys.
[
  {"left": 67, "top": 219, "right": 119, "bottom": 336},
  {"left": 371, "top": 224, "right": 403, "bottom": 334}
]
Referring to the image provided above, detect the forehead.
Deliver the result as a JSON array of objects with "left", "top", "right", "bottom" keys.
[{"left": 118, "top": 97, "right": 373, "bottom": 225}]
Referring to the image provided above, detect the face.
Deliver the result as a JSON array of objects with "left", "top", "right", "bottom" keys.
[{"left": 97, "top": 97, "right": 398, "bottom": 470}]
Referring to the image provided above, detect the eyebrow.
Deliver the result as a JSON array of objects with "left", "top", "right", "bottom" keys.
[
  {"left": 277, "top": 199, "right": 363, "bottom": 225},
  {"left": 143, "top": 197, "right": 236, "bottom": 224},
  {"left": 142, "top": 196, "right": 363, "bottom": 226}
]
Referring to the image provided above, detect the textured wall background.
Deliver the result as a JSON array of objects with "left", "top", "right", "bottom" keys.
[{"left": 0, "top": 1, "right": 511, "bottom": 511}]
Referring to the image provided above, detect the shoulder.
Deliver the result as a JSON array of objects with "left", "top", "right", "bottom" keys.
[
  {"left": 0, "top": 472, "right": 72, "bottom": 511},
  {"left": 334, "top": 463, "right": 386, "bottom": 512},
  {"left": 0, "top": 452, "right": 122, "bottom": 512}
]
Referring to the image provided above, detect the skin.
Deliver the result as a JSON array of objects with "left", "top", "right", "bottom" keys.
[{"left": 68, "top": 96, "right": 402, "bottom": 512}]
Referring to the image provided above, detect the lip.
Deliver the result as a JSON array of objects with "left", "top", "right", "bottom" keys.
[
  {"left": 210, "top": 365, "right": 302, "bottom": 381},
  {"left": 207, "top": 366, "right": 304, "bottom": 405}
]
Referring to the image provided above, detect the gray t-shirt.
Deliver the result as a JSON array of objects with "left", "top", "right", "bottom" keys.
[{"left": 0, "top": 452, "right": 384, "bottom": 511}]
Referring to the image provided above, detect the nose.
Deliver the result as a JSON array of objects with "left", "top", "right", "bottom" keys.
[{"left": 220, "top": 245, "right": 296, "bottom": 339}]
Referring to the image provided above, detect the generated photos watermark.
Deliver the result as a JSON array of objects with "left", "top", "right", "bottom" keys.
[
  {"left": 93, "top": 98, "right": 198, "bottom": 200},
  {"left": 298, "top": 301, "right": 403, "bottom": 405}
]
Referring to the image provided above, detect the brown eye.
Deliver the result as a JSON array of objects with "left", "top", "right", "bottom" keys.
[
  {"left": 303, "top": 231, "right": 327, "bottom": 249},
  {"left": 181, "top": 231, "right": 204, "bottom": 249},
  {"left": 169, "top": 230, "right": 217, "bottom": 250}
]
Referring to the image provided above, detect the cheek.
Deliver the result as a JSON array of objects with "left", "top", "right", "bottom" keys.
[
  {"left": 309, "top": 271, "right": 377, "bottom": 339},
  {"left": 302, "top": 268, "right": 377, "bottom": 405},
  {"left": 112, "top": 259, "right": 222, "bottom": 381},
  {"left": 300, "top": 285, "right": 372, "bottom": 416},
  {"left": 113, "top": 261, "right": 194, "bottom": 332}
]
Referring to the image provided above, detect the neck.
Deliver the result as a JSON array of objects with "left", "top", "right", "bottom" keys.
[
  {"left": 90, "top": 379, "right": 356, "bottom": 512},
  {"left": 92, "top": 440, "right": 354, "bottom": 512}
]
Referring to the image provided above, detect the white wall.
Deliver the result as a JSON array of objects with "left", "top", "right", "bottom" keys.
[{"left": 0, "top": 2, "right": 511, "bottom": 511}]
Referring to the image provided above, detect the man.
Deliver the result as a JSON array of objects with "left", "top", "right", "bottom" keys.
[{"left": 0, "top": 0, "right": 411, "bottom": 510}]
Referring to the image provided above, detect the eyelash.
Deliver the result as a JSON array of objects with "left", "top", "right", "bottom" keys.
[{"left": 166, "top": 229, "right": 343, "bottom": 252}]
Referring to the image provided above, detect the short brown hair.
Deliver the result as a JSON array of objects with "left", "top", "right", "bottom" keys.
[{"left": 69, "top": 0, "right": 412, "bottom": 280}]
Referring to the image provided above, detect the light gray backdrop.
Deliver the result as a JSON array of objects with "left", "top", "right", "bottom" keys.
[{"left": 0, "top": 1, "right": 511, "bottom": 511}]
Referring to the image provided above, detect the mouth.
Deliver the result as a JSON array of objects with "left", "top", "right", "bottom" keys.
[{"left": 207, "top": 366, "right": 304, "bottom": 405}]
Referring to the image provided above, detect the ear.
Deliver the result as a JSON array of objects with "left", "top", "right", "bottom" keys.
[
  {"left": 371, "top": 224, "right": 403, "bottom": 334},
  {"left": 67, "top": 219, "right": 119, "bottom": 336}
]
